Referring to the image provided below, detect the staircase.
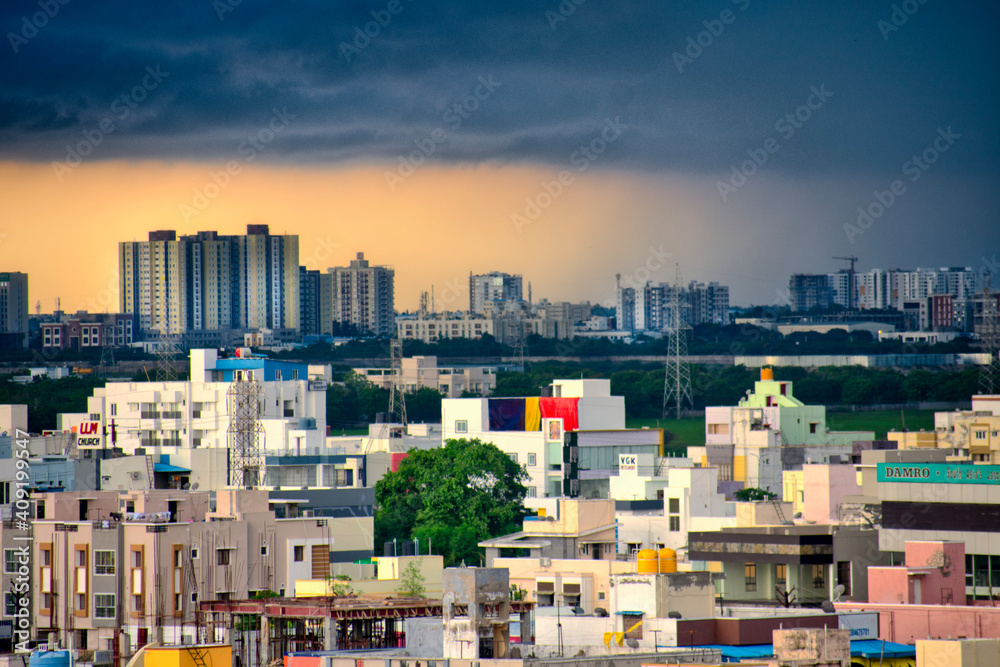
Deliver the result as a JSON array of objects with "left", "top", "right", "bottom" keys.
[{"left": 146, "top": 455, "right": 155, "bottom": 489}]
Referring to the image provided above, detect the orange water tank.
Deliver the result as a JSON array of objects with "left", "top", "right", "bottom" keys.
[
  {"left": 761, "top": 367, "right": 774, "bottom": 381},
  {"left": 658, "top": 548, "right": 677, "bottom": 573},
  {"left": 637, "top": 549, "right": 658, "bottom": 574}
]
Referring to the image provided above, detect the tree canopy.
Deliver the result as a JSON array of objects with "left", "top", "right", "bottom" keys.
[{"left": 374, "top": 438, "right": 529, "bottom": 566}]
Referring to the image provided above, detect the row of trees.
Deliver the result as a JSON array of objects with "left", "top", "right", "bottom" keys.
[{"left": 2, "top": 363, "right": 977, "bottom": 432}]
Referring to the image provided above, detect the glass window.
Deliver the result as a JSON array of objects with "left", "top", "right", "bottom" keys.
[
  {"left": 455, "top": 420, "right": 468, "bottom": 433},
  {"left": 668, "top": 498, "right": 680, "bottom": 513},
  {"left": 669, "top": 516, "right": 680, "bottom": 531},
  {"left": 95, "top": 593, "right": 116, "bottom": 619},
  {"left": 745, "top": 563, "right": 757, "bottom": 592},
  {"left": 776, "top": 564, "right": 787, "bottom": 586},
  {"left": 3, "top": 549, "right": 19, "bottom": 574},
  {"left": 94, "top": 551, "right": 116, "bottom": 575},
  {"left": 528, "top": 453, "right": 536, "bottom": 466}
]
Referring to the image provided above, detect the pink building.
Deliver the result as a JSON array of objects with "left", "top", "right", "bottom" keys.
[
  {"left": 869, "top": 540, "right": 966, "bottom": 606},
  {"left": 803, "top": 463, "right": 860, "bottom": 524}
]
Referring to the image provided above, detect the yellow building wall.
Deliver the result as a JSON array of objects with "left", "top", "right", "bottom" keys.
[
  {"left": 887, "top": 431, "right": 939, "bottom": 449},
  {"left": 734, "top": 455, "right": 746, "bottom": 482},
  {"left": 782, "top": 470, "right": 804, "bottom": 517},
  {"left": 144, "top": 646, "right": 231, "bottom": 667}
]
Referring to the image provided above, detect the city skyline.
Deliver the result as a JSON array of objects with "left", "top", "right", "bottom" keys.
[{"left": 1, "top": 1, "right": 998, "bottom": 311}]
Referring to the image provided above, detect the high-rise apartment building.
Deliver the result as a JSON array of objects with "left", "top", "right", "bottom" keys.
[
  {"left": 789, "top": 274, "right": 834, "bottom": 311},
  {"left": 616, "top": 280, "right": 729, "bottom": 332},
  {"left": 299, "top": 266, "right": 333, "bottom": 337},
  {"left": 0, "top": 271, "right": 28, "bottom": 348},
  {"left": 469, "top": 271, "right": 523, "bottom": 314},
  {"left": 328, "top": 252, "right": 395, "bottom": 337},
  {"left": 119, "top": 225, "right": 300, "bottom": 337}
]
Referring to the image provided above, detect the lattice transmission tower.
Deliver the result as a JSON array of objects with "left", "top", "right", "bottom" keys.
[
  {"left": 155, "top": 328, "right": 180, "bottom": 382},
  {"left": 228, "top": 370, "right": 265, "bottom": 489},
  {"left": 662, "top": 265, "right": 693, "bottom": 419},
  {"left": 388, "top": 337, "right": 407, "bottom": 427}
]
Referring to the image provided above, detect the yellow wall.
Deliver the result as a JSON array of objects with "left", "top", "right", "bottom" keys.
[
  {"left": 144, "top": 646, "right": 231, "bottom": 667},
  {"left": 887, "top": 431, "right": 939, "bottom": 449},
  {"left": 734, "top": 455, "right": 746, "bottom": 482},
  {"left": 782, "top": 470, "right": 804, "bottom": 517}
]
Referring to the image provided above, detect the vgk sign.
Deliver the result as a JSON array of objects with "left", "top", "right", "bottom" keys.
[
  {"left": 619, "top": 454, "right": 638, "bottom": 472},
  {"left": 76, "top": 421, "right": 103, "bottom": 448}
]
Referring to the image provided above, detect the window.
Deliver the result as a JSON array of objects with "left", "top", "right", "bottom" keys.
[
  {"left": 216, "top": 549, "right": 230, "bottom": 566},
  {"left": 809, "top": 423, "right": 818, "bottom": 434},
  {"left": 776, "top": 564, "right": 787, "bottom": 586},
  {"left": 707, "top": 423, "right": 729, "bottom": 435},
  {"left": 836, "top": 561, "right": 852, "bottom": 597},
  {"left": 294, "top": 546, "right": 304, "bottom": 562},
  {"left": 94, "top": 594, "right": 115, "bottom": 619},
  {"left": 261, "top": 544, "right": 268, "bottom": 556},
  {"left": 455, "top": 420, "right": 468, "bottom": 433},
  {"left": 527, "top": 486, "right": 537, "bottom": 498},
  {"left": 668, "top": 498, "right": 680, "bottom": 513},
  {"left": 744, "top": 563, "right": 757, "bottom": 592},
  {"left": 669, "top": 516, "right": 680, "bottom": 531},
  {"left": 4, "top": 591, "right": 16, "bottom": 617},
  {"left": 94, "top": 551, "right": 116, "bottom": 575},
  {"left": 812, "top": 564, "right": 826, "bottom": 588},
  {"left": 508, "top": 453, "right": 517, "bottom": 464},
  {"left": 528, "top": 453, "right": 536, "bottom": 466},
  {"left": 4, "top": 549, "right": 19, "bottom": 574},
  {"left": 191, "top": 547, "right": 199, "bottom": 560},
  {"left": 975, "top": 430, "right": 987, "bottom": 440},
  {"left": 598, "top": 591, "right": 605, "bottom": 601}
]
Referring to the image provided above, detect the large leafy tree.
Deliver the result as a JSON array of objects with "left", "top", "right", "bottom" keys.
[{"left": 374, "top": 438, "right": 528, "bottom": 566}]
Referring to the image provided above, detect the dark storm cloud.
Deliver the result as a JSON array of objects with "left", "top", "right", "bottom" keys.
[{"left": 1, "top": 0, "right": 998, "bottom": 175}]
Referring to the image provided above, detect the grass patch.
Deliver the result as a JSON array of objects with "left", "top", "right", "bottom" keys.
[
  {"left": 626, "top": 417, "right": 705, "bottom": 450},
  {"left": 824, "top": 409, "right": 936, "bottom": 440}
]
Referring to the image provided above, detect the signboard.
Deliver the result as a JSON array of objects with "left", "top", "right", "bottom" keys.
[
  {"left": 838, "top": 612, "right": 878, "bottom": 639},
  {"left": 75, "top": 420, "right": 103, "bottom": 448},
  {"left": 619, "top": 454, "right": 638, "bottom": 472},
  {"left": 878, "top": 462, "right": 1000, "bottom": 485}
]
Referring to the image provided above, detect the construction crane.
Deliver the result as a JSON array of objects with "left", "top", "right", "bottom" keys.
[{"left": 832, "top": 255, "right": 858, "bottom": 310}]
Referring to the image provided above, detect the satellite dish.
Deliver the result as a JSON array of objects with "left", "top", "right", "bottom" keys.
[
  {"left": 625, "top": 638, "right": 640, "bottom": 649},
  {"left": 831, "top": 584, "right": 846, "bottom": 602},
  {"left": 594, "top": 607, "right": 609, "bottom": 617},
  {"left": 571, "top": 605, "right": 586, "bottom": 615},
  {"left": 182, "top": 483, "right": 190, "bottom": 490},
  {"left": 191, "top": 482, "right": 200, "bottom": 490},
  {"left": 820, "top": 600, "right": 836, "bottom": 613},
  {"left": 668, "top": 611, "right": 682, "bottom": 619}
]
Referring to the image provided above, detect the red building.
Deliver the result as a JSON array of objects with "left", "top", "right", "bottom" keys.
[{"left": 41, "top": 312, "right": 136, "bottom": 350}]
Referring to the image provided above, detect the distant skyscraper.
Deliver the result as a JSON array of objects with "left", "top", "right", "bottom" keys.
[
  {"left": 616, "top": 278, "right": 729, "bottom": 332},
  {"left": 119, "top": 225, "right": 300, "bottom": 336},
  {"left": 788, "top": 274, "right": 833, "bottom": 311},
  {"left": 0, "top": 272, "right": 28, "bottom": 348},
  {"left": 299, "top": 266, "right": 332, "bottom": 337},
  {"left": 469, "top": 271, "right": 523, "bottom": 314},
  {"left": 328, "top": 252, "right": 395, "bottom": 337}
]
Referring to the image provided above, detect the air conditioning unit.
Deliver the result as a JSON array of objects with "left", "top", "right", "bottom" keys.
[
  {"left": 130, "top": 472, "right": 142, "bottom": 480},
  {"left": 301, "top": 509, "right": 315, "bottom": 518},
  {"left": 539, "top": 557, "right": 551, "bottom": 567},
  {"left": 93, "top": 651, "right": 112, "bottom": 665}
]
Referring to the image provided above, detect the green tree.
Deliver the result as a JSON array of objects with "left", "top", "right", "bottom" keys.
[
  {"left": 734, "top": 487, "right": 777, "bottom": 501},
  {"left": 374, "top": 438, "right": 528, "bottom": 566},
  {"left": 396, "top": 561, "right": 426, "bottom": 598}
]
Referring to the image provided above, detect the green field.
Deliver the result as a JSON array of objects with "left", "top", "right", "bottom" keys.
[
  {"left": 825, "top": 409, "right": 936, "bottom": 439},
  {"left": 626, "top": 409, "right": 938, "bottom": 449}
]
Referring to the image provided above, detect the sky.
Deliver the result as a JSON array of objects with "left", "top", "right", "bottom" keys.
[{"left": 1, "top": 0, "right": 998, "bottom": 312}]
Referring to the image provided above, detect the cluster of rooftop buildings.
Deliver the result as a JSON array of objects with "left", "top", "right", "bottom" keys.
[{"left": 0, "top": 349, "right": 998, "bottom": 665}]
